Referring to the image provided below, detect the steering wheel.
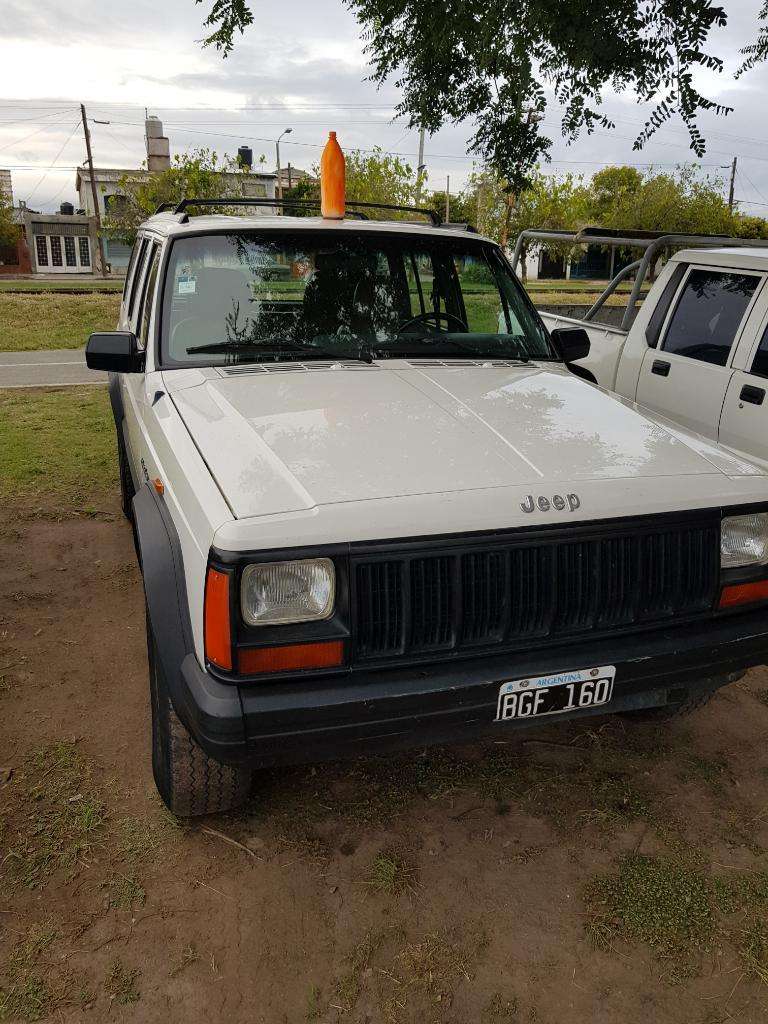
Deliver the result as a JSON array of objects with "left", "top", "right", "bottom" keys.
[{"left": 398, "top": 310, "right": 468, "bottom": 333}]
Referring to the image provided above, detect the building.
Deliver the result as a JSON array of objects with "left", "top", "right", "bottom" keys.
[
  {"left": 22, "top": 203, "right": 98, "bottom": 275},
  {"left": 277, "top": 164, "right": 314, "bottom": 193},
  {"left": 76, "top": 117, "right": 278, "bottom": 273},
  {"left": 0, "top": 169, "right": 12, "bottom": 204}
]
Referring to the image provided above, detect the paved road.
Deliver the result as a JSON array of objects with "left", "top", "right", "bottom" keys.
[{"left": 0, "top": 349, "right": 108, "bottom": 389}]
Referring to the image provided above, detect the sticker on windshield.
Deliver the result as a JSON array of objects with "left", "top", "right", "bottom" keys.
[{"left": 178, "top": 274, "right": 196, "bottom": 295}]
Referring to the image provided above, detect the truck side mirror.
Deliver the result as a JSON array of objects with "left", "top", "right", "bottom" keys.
[
  {"left": 550, "top": 327, "right": 591, "bottom": 364},
  {"left": 86, "top": 332, "right": 145, "bottom": 373}
]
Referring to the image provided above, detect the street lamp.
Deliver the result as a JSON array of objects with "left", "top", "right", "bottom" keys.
[{"left": 275, "top": 128, "right": 293, "bottom": 205}]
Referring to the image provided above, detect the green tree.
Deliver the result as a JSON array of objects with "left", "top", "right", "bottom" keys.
[
  {"left": 103, "top": 147, "right": 264, "bottom": 244},
  {"left": 0, "top": 191, "right": 19, "bottom": 249},
  {"left": 583, "top": 164, "right": 735, "bottom": 235},
  {"left": 464, "top": 167, "right": 587, "bottom": 277},
  {"left": 195, "top": 1, "right": 768, "bottom": 188}
]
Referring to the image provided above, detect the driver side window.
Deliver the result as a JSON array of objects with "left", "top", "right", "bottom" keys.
[{"left": 661, "top": 268, "right": 760, "bottom": 367}]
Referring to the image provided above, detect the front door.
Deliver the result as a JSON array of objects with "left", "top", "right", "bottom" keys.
[{"left": 634, "top": 266, "right": 763, "bottom": 439}]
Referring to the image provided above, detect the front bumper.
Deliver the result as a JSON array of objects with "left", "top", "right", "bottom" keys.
[{"left": 175, "top": 607, "right": 768, "bottom": 767}]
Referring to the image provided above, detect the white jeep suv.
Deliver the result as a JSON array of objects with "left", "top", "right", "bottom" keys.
[{"left": 86, "top": 198, "right": 768, "bottom": 816}]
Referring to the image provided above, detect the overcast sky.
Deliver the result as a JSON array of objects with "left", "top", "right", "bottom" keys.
[{"left": 2, "top": 0, "right": 768, "bottom": 215}]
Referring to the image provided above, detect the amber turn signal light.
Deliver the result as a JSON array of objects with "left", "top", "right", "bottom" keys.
[
  {"left": 719, "top": 578, "right": 768, "bottom": 609},
  {"left": 204, "top": 567, "right": 232, "bottom": 670},
  {"left": 238, "top": 640, "right": 344, "bottom": 676}
]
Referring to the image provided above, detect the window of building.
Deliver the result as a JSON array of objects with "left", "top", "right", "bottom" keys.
[
  {"left": 50, "top": 236, "right": 63, "bottom": 267},
  {"left": 661, "top": 269, "right": 761, "bottom": 367},
  {"left": 64, "top": 236, "right": 77, "bottom": 267},
  {"left": 79, "top": 237, "right": 91, "bottom": 267},
  {"left": 35, "top": 235, "right": 49, "bottom": 267}
]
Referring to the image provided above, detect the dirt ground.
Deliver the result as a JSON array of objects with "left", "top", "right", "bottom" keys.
[{"left": 3, "top": 495, "right": 768, "bottom": 1023}]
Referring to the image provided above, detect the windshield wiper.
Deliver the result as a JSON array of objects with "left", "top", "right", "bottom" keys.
[
  {"left": 390, "top": 332, "right": 529, "bottom": 362},
  {"left": 185, "top": 339, "right": 374, "bottom": 364}
]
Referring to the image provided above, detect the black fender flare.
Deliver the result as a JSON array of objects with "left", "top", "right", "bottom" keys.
[
  {"left": 107, "top": 371, "right": 124, "bottom": 433},
  {"left": 132, "top": 484, "right": 246, "bottom": 749}
]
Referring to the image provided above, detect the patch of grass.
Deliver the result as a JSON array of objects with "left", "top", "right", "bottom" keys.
[
  {"left": 678, "top": 755, "right": 729, "bottom": 790},
  {"left": 482, "top": 992, "right": 519, "bottom": 1022},
  {"left": 0, "top": 388, "right": 116, "bottom": 504},
  {"left": 366, "top": 850, "right": 418, "bottom": 896},
  {"left": 334, "top": 929, "right": 390, "bottom": 1012},
  {"left": 584, "top": 855, "right": 768, "bottom": 982},
  {"left": 107, "top": 874, "right": 146, "bottom": 910},
  {"left": 169, "top": 944, "right": 199, "bottom": 978},
  {"left": 0, "top": 923, "right": 57, "bottom": 1022},
  {"left": 0, "top": 280, "right": 122, "bottom": 293},
  {"left": 740, "top": 919, "right": 768, "bottom": 985},
  {"left": 333, "top": 923, "right": 487, "bottom": 1018},
  {"left": 585, "top": 854, "right": 715, "bottom": 970},
  {"left": 306, "top": 983, "right": 321, "bottom": 1021},
  {"left": 106, "top": 959, "right": 141, "bottom": 1006},
  {"left": 397, "top": 926, "right": 486, "bottom": 995},
  {"left": 0, "top": 292, "right": 120, "bottom": 351},
  {"left": 116, "top": 811, "right": 180, "bottom": 862},
  {"left": 3, "top": 742, "right": 105, "bottom": 889}
]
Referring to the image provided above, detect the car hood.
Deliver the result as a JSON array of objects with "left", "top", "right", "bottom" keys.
[{"left": 164, "top": 359, "right": 763, "bottom": 520}]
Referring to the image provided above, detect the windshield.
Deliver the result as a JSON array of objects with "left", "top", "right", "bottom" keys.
[{"left": 160, "top": 229, "right": 557, "bottom": 366}]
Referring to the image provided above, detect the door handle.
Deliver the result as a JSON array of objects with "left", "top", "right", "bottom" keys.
[
  {"left": 651, "top": 359, "right": 670, "bottom": 377},
  {"left": 740, "top": 384, "right": 765, "bottom": 406}
]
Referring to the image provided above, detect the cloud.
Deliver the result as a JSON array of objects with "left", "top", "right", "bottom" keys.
[{"left": 1, "top": 0, "right": 768, "bottom": 215}]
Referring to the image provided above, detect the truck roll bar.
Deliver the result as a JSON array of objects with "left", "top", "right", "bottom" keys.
[{"left": 511, "top": 229, "right": 768, "bottom": 331}]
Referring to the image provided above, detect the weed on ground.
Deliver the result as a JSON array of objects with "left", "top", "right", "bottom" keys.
[
  {"left": 586, "top": 855, "right": 768, "bottom": 984},
  {"left": 2, "top": 742, "right": 105, "bottom": 890}
]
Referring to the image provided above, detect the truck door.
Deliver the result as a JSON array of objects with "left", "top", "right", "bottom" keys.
[
  {"left": 634, "top": 266, "right": 762, "bottom": 439},
  {"left": 719, "top": 312, "right": 768, "bottom": 463}
]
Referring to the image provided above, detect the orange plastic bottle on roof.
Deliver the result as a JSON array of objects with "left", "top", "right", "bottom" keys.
[{"left": 320, "top": 131, "right": 345, "bottom": 220}]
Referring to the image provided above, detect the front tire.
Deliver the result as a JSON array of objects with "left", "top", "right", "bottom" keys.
[{"left": 147, "top": 621, "right": 251, "bottom": 816}]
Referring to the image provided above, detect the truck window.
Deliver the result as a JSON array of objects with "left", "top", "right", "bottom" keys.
[
  {"left": 661, "top": 269, "right": 760, "bottom": 367},
  {"left": 160, "top": 230, "right": 556, "bottom": 367},
  {"left": 750, "top": 322, "right": 768, "bottom": 379},
  {"left": 138, "top": 245, "right": 162, "bottom": 349},
  {"left": 645, "top": 263, "right": 686, "bottom": 348},
  {"left": 126, "top": 237, "right": 148, "bottom": 321}
]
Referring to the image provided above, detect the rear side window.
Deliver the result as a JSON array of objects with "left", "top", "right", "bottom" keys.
[
  {"left": 661, "top": 269, "right": 760, "bottom": 367},
  {"left": 750, "top": 323, "right": 768, "bottom": 379}
]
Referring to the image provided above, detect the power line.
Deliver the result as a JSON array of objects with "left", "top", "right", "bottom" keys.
[
  {"left": 25, "top": 120, "right": 81, "bottom": 204},
  {"left": 0, "top": 116, "right": 77, "bottom": 155}
]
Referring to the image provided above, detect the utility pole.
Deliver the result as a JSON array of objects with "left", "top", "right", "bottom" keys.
[
  {"left": 728, "top": 156, "right": 738, "bottom": 212},
  {"left": 81, "top": 103, "right": 107, "bottom": 279},
  {"left": 445, "top": 175, "right": 450, "bottom": 222},
  {"left": 415, "top": 127, "right": 426, "bottom": 205}
]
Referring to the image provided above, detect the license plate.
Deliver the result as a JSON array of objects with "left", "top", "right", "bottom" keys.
[{"left": 495, "top": 665, "right": 616, "bottom": 722}]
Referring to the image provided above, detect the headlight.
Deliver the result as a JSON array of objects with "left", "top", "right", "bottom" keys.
[
  {"left": 721, "top": 513, "right": 768, "bottom": 568},
  {"left": 241, "top": 558, "right": 335, "bottom": 626}
]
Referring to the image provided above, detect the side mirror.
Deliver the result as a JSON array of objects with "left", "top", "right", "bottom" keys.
[
  {"left": 86, "top": 332, "right": 144, "bottom": 373},
  {"left": 550, "top": 327, "right": 591, "bottom": 364}
]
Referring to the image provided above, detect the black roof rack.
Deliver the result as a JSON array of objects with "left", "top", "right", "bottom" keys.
[{"left": 153, "top": 196, "right": 442, "bottom": 225}]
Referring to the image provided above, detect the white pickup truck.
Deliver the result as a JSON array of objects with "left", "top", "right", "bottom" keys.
[
  {"left": 526, "top": 232, "right": 768, "bottom": 464},
  {"left": 86, "top": 203, "right": 768, "bottom": 817}
]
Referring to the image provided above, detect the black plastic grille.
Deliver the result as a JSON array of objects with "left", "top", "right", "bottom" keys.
[{"left": 353, "top": 518, "right": 719, "bottom": 663}]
